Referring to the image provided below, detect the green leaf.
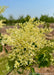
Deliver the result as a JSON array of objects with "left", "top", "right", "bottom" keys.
[
  {"left": 0, "top": 45, "right": 3, "bottom": 52},
  {"left": 17, "top": 70, "right": 23, "bottom": 74},
  {"left": 36, "top": 73, "right": 40, "bottom": 75},
  {"left": 4, "top": 48, "right": 8, "bottom": 53},
  {"left": 29, "top": 68, "right": 37, "bottom": 75},
  {"left": 31, "top": 68, "right": 35, "bottom": 73}
]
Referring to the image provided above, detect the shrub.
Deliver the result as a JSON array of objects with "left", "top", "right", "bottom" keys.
[{"left": 2, "top": 18, "right": 54, "bottom": 74}]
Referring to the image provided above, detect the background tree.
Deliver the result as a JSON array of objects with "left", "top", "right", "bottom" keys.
[{"left": 24, "top": 15, "right": 31, "bottom": 22}]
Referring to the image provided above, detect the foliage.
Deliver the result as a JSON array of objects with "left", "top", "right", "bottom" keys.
[
  {"left": 1, "top": 18, "right": 54, "bottom": 74},
  {"left": 8, "top": 15, "right": 15, "bottom": 24},
  {"left": 17, "top": 15, "right": 31, "bottom": 23},
  {"left": 40, "top": 15, "right": 54, "bottom": 23},
  {"left": 43, "top": 23, "right": 50, "bottom": 29},
  {"left": 0, "top": 20, "right": 6, "bottom": 28},
  {"left": 0, "top": 6, "right": 7, "bottom": 27},
  {"left": 1, "top": 15, "right": 31, "bottom": 26},
  {"left": 29, "top": 68, "right": 40, "bottom": 75},
  {"left": 1, "top": 14, "right": 54, "bottom": 26},
  {"left": 17, "top": 16, "right": 25, "bottom": 23},
  {"left": 0, "top": 56, "right": 8, "bottom": 75},
  {"left": 0, "top": 6, "right": 8, "bottom": 53},
  {"left": 35, "top": 46, "right": 54, "bottom": 67},
  {"left": 0, "top": 15, "right": 6, "bottom": 20},
  {"left": 24, "top": 15, "right": 31, "bottom": 22},
  {"left": 0, "top": 6, "right": 7, "bottom": 14},
  {"left": 34, "top": 17, "right": 38, "bottom": 21}
]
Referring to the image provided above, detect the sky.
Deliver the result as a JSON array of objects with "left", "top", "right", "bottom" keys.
[{"left": 0, "top": 0, "right": 54, "bottom": 19}]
